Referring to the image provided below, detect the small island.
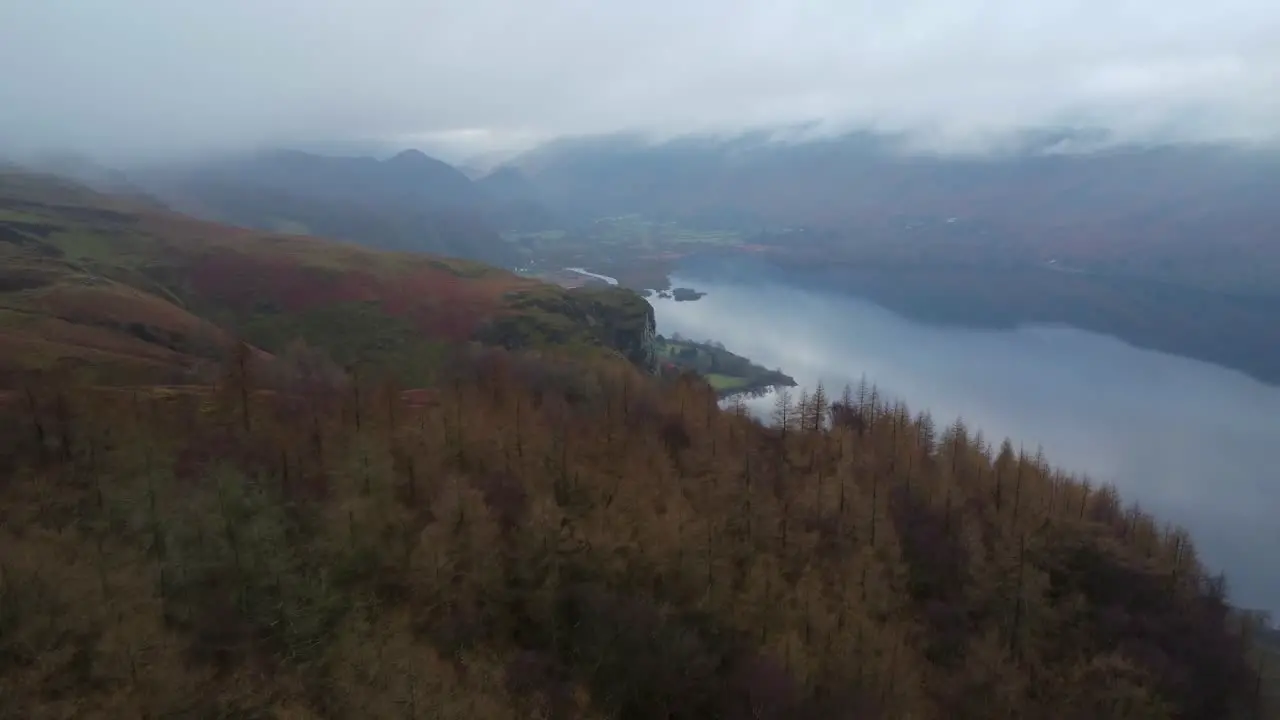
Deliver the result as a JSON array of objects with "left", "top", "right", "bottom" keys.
[
  {"left": 656, "top": 333, "right": 797, "bottom": 398},
  {"left": 671, "top": 287, "right": 706, "bottom": 302}
]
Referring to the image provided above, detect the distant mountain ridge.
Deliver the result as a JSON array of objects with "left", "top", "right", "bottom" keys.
[
  {"left": 512, "top": 130, "right": 1280, "bottom": 229},
  {"left": 20, "top": 151, "right": 171, "bottom": 210},
  {"left": 510, "top": 129, "right": 1280, "bottom": 297},
  {"left": 474, "top": 164, "right": 561, "bottom": 231},
  {"left": 24, "top": 130, "right": 1280, "bottom": 302},
  {"left": 125, "top": 147, "right": 560, "bottom": 267}
]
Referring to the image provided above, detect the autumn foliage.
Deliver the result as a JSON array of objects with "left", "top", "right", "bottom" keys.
[
  {"left": 0, "top": 347, "right": 1274, "bottom": 719},
  {"left": 186, "top": 248, "right": 515, "bottom": 343}
]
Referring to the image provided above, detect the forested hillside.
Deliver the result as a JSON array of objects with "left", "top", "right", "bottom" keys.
[{"left": 1, "top": 344, "right": 1272, "bottom": 719}]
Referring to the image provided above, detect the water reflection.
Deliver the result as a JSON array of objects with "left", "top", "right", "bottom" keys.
[{"left": 650, "top": 262, "right": 1280, "bottom": 615}]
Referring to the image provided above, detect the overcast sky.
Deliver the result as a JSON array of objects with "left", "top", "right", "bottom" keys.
[{"left": 2, "top": 0, "right": 1279, "bottom": 163}]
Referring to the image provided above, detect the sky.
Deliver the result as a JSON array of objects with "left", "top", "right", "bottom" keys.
[{"left": 2, "top": 0, "right": 1279, "bottom": 163}]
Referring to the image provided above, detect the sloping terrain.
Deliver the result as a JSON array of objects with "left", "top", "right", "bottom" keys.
[
  {"left": 0, "top": 351, "right": 1272, "bottom": 718},
  {"left": 475, "top": 164, "right": 563, "bottom": 231},
  {"left": 0, "top": 170, "right": 654, "bottom": 388},
  {"left": 0, "top": 168, "right": 1274, "bottom": 720},
  {"left": 514, "top": 131, "right": 1280, "bottom": 295},
  {"left": 130, "top": 149, "right": 555, "bottom": 266}
]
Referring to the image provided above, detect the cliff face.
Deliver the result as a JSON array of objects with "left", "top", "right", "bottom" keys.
[
  {"left": 577, "top": 286, "right": 657, "bottom": 371},
  {"left": 479, "top": 285, "right": 657, "bottom": 372}
]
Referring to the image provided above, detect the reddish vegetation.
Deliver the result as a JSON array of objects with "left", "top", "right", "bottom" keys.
[
  {"left": 400, "top": 387, "right": 441, "bottom": 408},
  {"left": 1, "top": 174, "right": 595, "bottom": 390},
  {"left": 0, "top": 278, "right": 250, "bottom": 387},
  {"left": 0, "top": 322, "right": 183, "bottom": 368},
  {"left": 187, "top": 248, "right": 533, "bottom": 342},
  {"left": 103, "top": 205, "right": 543, "bottom": 344},
  {"left": 34, "top": 283, "right": 229, "bottom": 340}
]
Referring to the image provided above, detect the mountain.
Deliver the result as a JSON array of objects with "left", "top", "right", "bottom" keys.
[
  {"left": 175, "top": 148, "right": 487, "bottom": 211},
  {"left": 476, "top": 165, "right": 544, "bottom": 202},
  {"left": 129, "top": 148, "right": 549, "bottom": 267},
  {"left": 515, "top": 131, "right": 1280, "bottom": 296},
  {"left": 476, "top": 164, "right": 562, "bottom": 231},
  {"left": 20, "top": 151, "right": 170, "bottom": 210},
  {"left": 0, "top": 169, "right": 656, "bottom": 388}
]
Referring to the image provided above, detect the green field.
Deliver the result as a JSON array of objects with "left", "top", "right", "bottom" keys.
[
  {"left": 657, "top": 335, "right": 795, "bottom": 398},
  {"left": 705, "top": 372, "right": 750, "bottom": 391},
  {"left": 500, "top": 215, "right": 749, "bottom": 294}
]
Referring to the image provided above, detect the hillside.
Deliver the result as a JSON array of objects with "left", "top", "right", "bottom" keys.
[
  {"left": 0, "top": 346, "right": 1273, "bottom": 718},
  {"left": 129, "top": 149, "right": 556, "bottom": 267},
  {"left": 475, "top": 165, "right": 562, "bottom": 231},
  {"left": 514, "top": 131, "right": 1280, "bottom": 296},
  {"left": 1, "top": 165, "right": 1275, "bottom": 719},
  {"left": 0, "top": 170, "right": 656, "bottom": 388}
]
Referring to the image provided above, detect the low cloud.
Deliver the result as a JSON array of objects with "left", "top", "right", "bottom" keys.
[{"left": 2, "top": 0, "right": 1278, "bottom": 162}]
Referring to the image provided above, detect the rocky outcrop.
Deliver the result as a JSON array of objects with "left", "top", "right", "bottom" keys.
[
  {"left": 578, "top": 286, "right": 657, "bottom": 372},
  {"left": 479, "top": 285, "right": 657, "bottom": 372}
]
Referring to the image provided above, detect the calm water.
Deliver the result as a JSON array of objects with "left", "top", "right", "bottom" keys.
[{"left": 649, "top": 255, "right": 1280, "bottom": 615}]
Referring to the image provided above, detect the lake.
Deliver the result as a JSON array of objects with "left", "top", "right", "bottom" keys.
[{"left": 649, "top": 254, "right": 1280, "bottom": 616}]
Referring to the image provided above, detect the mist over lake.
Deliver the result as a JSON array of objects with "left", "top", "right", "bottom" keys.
[{"left": 650, "top": 254, "right": 1280, "bottom": 615}]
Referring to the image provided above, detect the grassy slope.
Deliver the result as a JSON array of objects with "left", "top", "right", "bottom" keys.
[
  {"left": 0, "top": 170, "right": 650, "bottom": 387},
  {"left": 656, "top": 337, "right": 796, "bottom": 396}
]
